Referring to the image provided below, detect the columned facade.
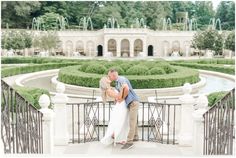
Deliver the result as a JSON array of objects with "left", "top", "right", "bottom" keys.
[{"left": 56, "top": 29, "right": 195, "bottom": 58}]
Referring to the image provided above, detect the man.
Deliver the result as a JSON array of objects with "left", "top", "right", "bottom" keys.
[{"left": 108, "top": 69, "right": 139, "bottom": 149}]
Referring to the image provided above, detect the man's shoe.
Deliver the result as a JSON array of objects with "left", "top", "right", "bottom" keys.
[
  {"left": 121, "top": 143, "right": 134, "bottom": 149},
  {"left": 133, "top": 138, "right": 139, "bottom": 142}
]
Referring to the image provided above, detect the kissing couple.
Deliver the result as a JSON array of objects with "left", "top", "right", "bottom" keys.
[{"left": 99, "top": 68, "right": 139, "bottom": 149}]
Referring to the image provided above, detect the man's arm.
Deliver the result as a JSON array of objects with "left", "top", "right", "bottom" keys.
[{"left": 117, "top": 84, "right": 129, "bottom": 102}]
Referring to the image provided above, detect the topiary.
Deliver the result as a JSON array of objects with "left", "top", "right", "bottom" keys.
[
  {"left": 85, "top": 64, "right": 107, "bottom": 74},
  {"left": 159, "top": 63, "right": 176, "bottom": 74},
  {"left": 126, "top": 65, "right": 150, "bottom": 75},
  {"left": 149, "top": 67, "right": 166, "bottom": 75},
  {"left": 80, "top": 62, "right": 92, "bottom": 72}
]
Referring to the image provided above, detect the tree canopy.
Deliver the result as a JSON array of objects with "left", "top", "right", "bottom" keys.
[{"left": 1, "top": 1, "right": 235, "bottom": 30}]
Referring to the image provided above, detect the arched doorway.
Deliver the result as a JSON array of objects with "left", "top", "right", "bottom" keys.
[
  {"left": 97, "top": 45, "right": 103, "bottom": 56},
  {"left": 76, "top": 41, "right": 84, "bottom": 56},
  {"left": 108, "top": 39, "right": 117, "bottom": 57},
  {"left": 65, "top": 40, "right": 73, "bottom": 57},
  {"left": 134, "top": 39, "right": 143, "bottom": 57},
  {"left": 148, "top": 45, "right": 153, "bottom": 56},
  {"left": 121, "top": 39, "right": 130, "bottom": 57}
]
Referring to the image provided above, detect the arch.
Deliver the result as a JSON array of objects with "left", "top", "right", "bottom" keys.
[
  {"left": 148, "top": 45, "right": 153, "bottom": 56},
  {"left": 162, "top": 41, "right": 170, "bottom": 56},
  {"left": 97, "top": 45, "right": 103, "bottom": 56},
  {"left": 172, "top": 41, "right": 180, "bottom": 52},
  {"left": 76, "top": 41, "right": 84, "bottom": 56},
  {"left": 65, "top": 40, "right": 73, "bottom": 57},
  {"left": 86, "top": 41, "right": 95, "bottom": 56},
  {"left": 134, "top": 39, "right": 143, "bottom": 57},
  {"left": 121, "top": 39, "right": 130, "bottom": 57},
  {"left": 108, "top": 39, "right": 117, "bottom": 56},
  {"left": 184, "top": 41, "right": 191, "bottom": 56}
]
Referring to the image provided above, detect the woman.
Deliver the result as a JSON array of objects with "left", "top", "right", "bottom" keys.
[{"left": 99, "top": 76, "right": 129, "bottom": 146}]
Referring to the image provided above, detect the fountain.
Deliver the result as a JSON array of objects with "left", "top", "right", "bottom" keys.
[
  {"left": 39, "top": 51, "right": 49, "bottom": 57},
  {"left": 183, "top": 18, "right": 198, "bottom": 31},
  {"left": 56, "top": 16, "right": 69, "bottom": 30},
  {"left": 6, "top": 49, "right": 14, "bottom": 57},
  {"left": 133, "top": 18, "right": 146, "bottom": 28},
  {"left": 162, "top": 18, "right": 172, "bottom": 30},
  {"left": 32, "top": 17, "right": 45, "bottom": 31},
  {"left": 107, "top": 17, "right": 119, "bottom": 29},
  {"left": 208, "top": 18, "right": 222, "bottom": 31},
  {"left": 78, "top": 17, "right": 93, "bottom": 30}
]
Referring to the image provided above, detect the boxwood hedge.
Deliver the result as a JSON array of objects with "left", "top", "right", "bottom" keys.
[
  {"left": 171, "top": 62, "right": 235, "bottom": 75},
  {"left": 58, "top": 65, "right": 200, "bottom": 89},
  {"left": 1, "top": 62, "right": 78, "bottom": 78}
]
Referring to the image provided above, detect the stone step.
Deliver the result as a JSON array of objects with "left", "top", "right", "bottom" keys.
[{"left": 54, "top": 141, "right": 194, "bottom": 156}]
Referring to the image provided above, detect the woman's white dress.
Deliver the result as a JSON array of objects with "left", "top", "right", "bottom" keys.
[{"left": 100, "top": 95, "right": 129, "bottom": 145}]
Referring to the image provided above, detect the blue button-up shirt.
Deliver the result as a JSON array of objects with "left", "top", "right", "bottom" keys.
[{"left": 115, "top": 76, "right": 139, "bottom": 107}]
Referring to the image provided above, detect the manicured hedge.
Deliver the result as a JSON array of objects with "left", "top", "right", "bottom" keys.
[
  {"left": 172, "top": 59, "right": 235, "bottom": 65},
  {"left": 126, "top": 65, "right": 150, "bottom": 75},
  {"left": 207, "top": 91, "right": 228, "bottom": 107},
  {"left": 1, "top": 62, "right": 78, "bottom": 78},
  {"left": 171, "top": 62, "right": 235, "bottom": 75},
  {"left": 1, "top": 57, "right": 85, "bottom": 64},
  {"left": 58, "top": 65, "right": 200, "bottom": 89},
  {"left": 14, "top": 86, "right": 51, "bottom": 109}
]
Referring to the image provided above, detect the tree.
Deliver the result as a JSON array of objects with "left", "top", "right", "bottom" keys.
[
  {"left": 216, "top": 1, "right": 235, "bottom": 30},
  {"left": 192, "top": 29, "right": 223, "bottom": 55},
  {"left": 1, "top": 1, "right": 41, "bottom": 28},
  {"left": 1, "top": 30, "right": 33, "bottom": 51},
  {"left": 195, "top": 1, "right": 215, "bottom": 30},
  {"left": 33, "top": 31, "right": 60, "bottom": 52},
  {"left": 213, "top": 33, "right": 223, "bottom": 55},
  {"left": 225, "top": 31, "right": 235, "bottom": 51}
]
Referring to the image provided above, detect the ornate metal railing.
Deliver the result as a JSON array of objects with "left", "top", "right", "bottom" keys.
[
  {"left": 203, "top": 88, "right": 235, "bottom": 155},
  {"left": 67, "top": 101, "right": 181, "bottom": 144},
  {"left": 1, "top": 80, "right": 43, "bottom": 154}
]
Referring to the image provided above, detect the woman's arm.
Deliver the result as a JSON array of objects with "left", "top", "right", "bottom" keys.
[
  {"left": 106, "top": 88, "right": 119, "bottom": 99},
  {"left": 117, "top": 84, "right": 129, "bottom": 100}
]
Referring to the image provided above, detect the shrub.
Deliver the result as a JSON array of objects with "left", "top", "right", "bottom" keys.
[
  {"left": 110, "top": 66, "right": 125, "bottom": 75},
  {"left": 1, "top": 62, "right": 78, "bottom": 78},
  {"left": 126, "top": 65, "right": 150, "bottom": 75},
  {"left": 58, "top": 65, "right": 200, "bottom": 89},
  {"left": 207, "top": 91, "right": 228, "bottom": 107},
  {"left": 120, "top": 63, "right": 133, "bottom": 71},
  {"left": 170, "top": 62, "right": 235, "bottom": 75},
  {"left": 149, "top": 67, "right": 166, "bottom": 75},
  {"left": 14, "top": 86, "right": 51, "bottom": 109},
  {"left": 85, "top": 64, "right": 107, "bottom": 74}
]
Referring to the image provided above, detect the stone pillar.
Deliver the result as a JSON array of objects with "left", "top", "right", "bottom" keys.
[
  {"left": 104, "top": 39, "right": 108, "bottom": 57},
  {"left": 192, "top": 95, "right": 208, "bottom": 155},
  {"left": 130, "top": 39, "right": 134, "bottom": 57},
  {"left": 39, "top": 94, "right": 54, "bottom": 154},
  {"left": 185, "top": 45, "right": 189, "bottom": 57},
  {"left": 52, "top": 83, "right": 69, "bottom": 145},
  {"left": 178, "top": 83, "right": 195, "bottom": 146},
  {"left": 117, "top": 39, "right": 121, "bottom": 57},
  {"left": 143, "top": 39, "right": 147, "bottom": 57}
]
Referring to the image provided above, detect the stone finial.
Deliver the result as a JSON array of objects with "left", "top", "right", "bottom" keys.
[
  {"left": 39, "top": 94, "right": 50, "bottom": 109},
  {"left": 182, "top": 83, "right": 192, "bottom": 95},
  {"left": 56, "top": 82, "right": 65, "bottom": 93}
]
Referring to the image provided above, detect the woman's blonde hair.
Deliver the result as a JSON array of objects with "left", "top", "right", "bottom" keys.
[{"left": 99, "top": 76, "right": 110, "bottom": 103}]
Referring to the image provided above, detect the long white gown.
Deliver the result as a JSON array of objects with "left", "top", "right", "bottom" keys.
[{"left": 100, "top": 98, "right": 129, "bottom": 145}]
